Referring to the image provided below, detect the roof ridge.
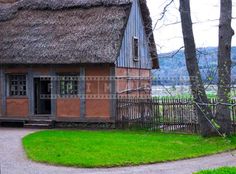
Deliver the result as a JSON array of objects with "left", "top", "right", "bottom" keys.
[
  {"left": 1, "top": 0, "right": 133, "bottom": 9},
  {"left": 0, "top": 0, "right": 133, "bottom": 21}
]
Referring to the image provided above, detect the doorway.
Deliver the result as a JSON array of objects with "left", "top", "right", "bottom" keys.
[{"left": 34, "top": 78, "right": 52, "bottom": 115}]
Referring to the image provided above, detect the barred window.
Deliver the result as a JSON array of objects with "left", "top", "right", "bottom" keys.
[
  {"left": 9, "top": 75, "right": 27, "bottom": 96},
  {"left": 59, "top": 76, "right": 78, "bottom": 96}
]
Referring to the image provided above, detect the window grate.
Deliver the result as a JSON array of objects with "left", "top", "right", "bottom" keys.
[
  {"left": 9, "top": 75, "right": 27, "bottom": 96},
  {"left": 59, "top": 76, "right": 79, "bottom": 96}
]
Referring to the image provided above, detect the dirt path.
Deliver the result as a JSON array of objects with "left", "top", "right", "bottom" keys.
[{"left": 1, "top": 128, "right": 236, "bottom": 174}]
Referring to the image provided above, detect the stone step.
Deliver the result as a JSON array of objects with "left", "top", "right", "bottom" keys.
[
  {"left": 27, "top": 120, "right": 52, "bottom": 124},
  {"left": 24, "top": 120, "right": 55, "bottom": 129},
  {"left": 24, "top": 123, "right": 51, "bottom": 129}
]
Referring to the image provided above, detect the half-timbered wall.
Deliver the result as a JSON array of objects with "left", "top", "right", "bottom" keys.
[
  {"left": 115, "top": 0, "right": 152, "bottom": 99},
  {"left": 0, "top": 64, "right": 115, "bottom": 122},
  {"left": 116, "top": 67, "right": 151, "bottom": 98}
]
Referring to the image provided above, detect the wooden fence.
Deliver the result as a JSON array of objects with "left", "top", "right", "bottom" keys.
[{"left": 116, "top": 98, "right": 236, "bottom": 134}]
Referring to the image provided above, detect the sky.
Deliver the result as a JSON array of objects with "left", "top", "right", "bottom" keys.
[{"left": 147, "top": 0, "right": 236, "bottom": 53}]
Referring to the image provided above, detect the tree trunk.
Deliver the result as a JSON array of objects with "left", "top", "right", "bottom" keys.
[
  {"left": 216, "top": 0, "right": 234, "bottom": 135},
  {"left": 179, "top": 0, "right": 217, "bottom": 136}
]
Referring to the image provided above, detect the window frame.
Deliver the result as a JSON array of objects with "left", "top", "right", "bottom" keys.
[
  {"left": 132, "top": 36, "right": 139, "bottom": 62},
  {"left": 8, "top": 74, "right": 27, "bottom": 97},
  {"left": 58, "top": 74, "right": 80, "bottom": 97}
]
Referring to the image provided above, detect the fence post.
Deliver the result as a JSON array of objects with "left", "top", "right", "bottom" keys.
[{"left": 141, "top": 100, "right": 144, "bottom": 128}]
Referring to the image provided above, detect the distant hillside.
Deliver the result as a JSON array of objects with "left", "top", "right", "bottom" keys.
[{"left": 153, "top": 47, "right": 236, "bottom": 85}]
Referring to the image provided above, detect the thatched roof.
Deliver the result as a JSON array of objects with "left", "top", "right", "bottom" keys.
[{"left": 0, "top": 0, "right": 158, "bottom": 68}]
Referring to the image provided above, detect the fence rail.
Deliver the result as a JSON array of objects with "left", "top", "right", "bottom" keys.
[{"left": 116, "top": 98, "right": 236, "bottom": 134}]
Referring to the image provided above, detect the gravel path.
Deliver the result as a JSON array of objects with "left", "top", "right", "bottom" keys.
[{"left": 1, "top": 128, "right": 236, "bottom": 174}]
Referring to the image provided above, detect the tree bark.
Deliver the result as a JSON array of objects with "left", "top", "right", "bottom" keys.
[
  {"left": 179, "top": 0, "right": 217, "bottom": 136},
  {"left": 216, "top": 0, "right": 234, "bottom": 135}
]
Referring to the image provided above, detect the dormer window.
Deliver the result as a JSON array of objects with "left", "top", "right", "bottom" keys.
[{"left": 132, "top": 36, "right": 139, "bottom": 62}]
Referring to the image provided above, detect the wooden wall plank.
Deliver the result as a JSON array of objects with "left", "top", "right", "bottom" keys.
[
  {"left": 110, "top": 66, "right": 116, "bottom": 120},
  {"left": 116, "top": 0, "right": 152, "bottom": 69},
  {"left": 28, "top": 67, "right": 34, "bottom": 116},
  {"left": 50, "top": 66, "right": 56, "bottom": 118},
  {"left": 80, "top": 67, "right": 86, "bottom": 119},
  {"left": 0, "top": 67, "right": 6, "bottom": 116}
]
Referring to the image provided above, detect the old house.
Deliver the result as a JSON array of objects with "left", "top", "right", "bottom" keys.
[{"left": 0, "top": 0, "right": 158, "bottom": 126}]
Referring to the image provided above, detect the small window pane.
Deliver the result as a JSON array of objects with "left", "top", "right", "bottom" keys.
[
  {"left": 133, "top": 37, "right": 139, "bottom": 61},
  {"left": 9, "top": 75, "right": 27, "bottom": 96},
  {"left": 59, "top": 75, "right": 79, "bottom": 96}
]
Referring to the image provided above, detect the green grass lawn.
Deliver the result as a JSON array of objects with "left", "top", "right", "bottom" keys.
[
  {"left": 22, "top": 130, "right": 236, "bottom": 168},
  {"left": 195, "top": 167, "right": 236, "bottom": 174}
]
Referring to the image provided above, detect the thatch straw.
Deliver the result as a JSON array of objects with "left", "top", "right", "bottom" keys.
[{"left": 0, "top": 0, "right": 158, "bottom": 68}]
